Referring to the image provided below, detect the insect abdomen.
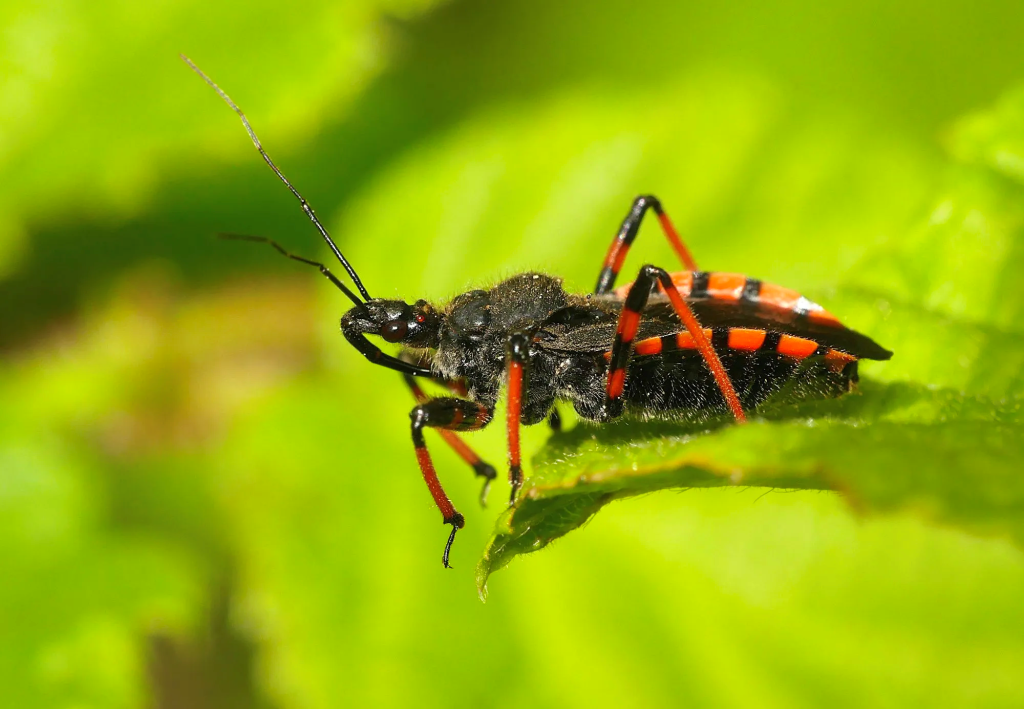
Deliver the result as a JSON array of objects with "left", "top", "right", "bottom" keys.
[
  {"left": 620, "top": 341, "right": 854, "bottom": 416},
  {"left": 608, "top": 327, "right": 856, "bottom": 374},
  {"left": 599, "top": 325, "right": 859, "bottom": 415},
  {"left": 613, "top": 270, "right": 843, "bottom": 327}
]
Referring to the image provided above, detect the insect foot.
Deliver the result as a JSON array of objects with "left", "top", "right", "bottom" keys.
[
  {"left": 474, "top": 462, "right": 498, "bottom": 507},
  {"left": 442, "top": 512, "right": 465, "bottom": 569}
]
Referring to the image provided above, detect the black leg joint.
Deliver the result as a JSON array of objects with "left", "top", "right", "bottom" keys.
[
  {"left": 506, "top": 332, "right": 532, "bottom": 363},
  {"left": 508, "top": 465, "right": 524, "bottom": 505},
  {"left": 596, "top": 196, "right": 671, "bottom": 294},
  {"left": 634, "top": 194, "right": 663, "bottom": 216},
  {"left": 622, "top": 196, "right": 664, "bottom": 244},
  {"left": 410, "top": 405, "right": 428, "bottom": 447},
  {"left": 640, "top": 263, "right": 667, "bottom": 281}
]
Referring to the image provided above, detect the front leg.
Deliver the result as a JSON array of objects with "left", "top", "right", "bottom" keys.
[
  {"left": 409, "top": 397, "right": 494, "bottom": 568},
  {"left": 403, "top": 372, "right": 498, "bottom": 505}
]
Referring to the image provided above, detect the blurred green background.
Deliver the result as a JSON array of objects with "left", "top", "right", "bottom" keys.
[{"left": 4, "top": 0, "right": 1024, "bottom": 707}]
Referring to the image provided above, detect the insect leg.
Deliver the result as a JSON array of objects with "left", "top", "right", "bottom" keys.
[
  {"left": 403, "top": 373, "right": 498, "bottom": 506},
  {"left": 410, "top": 397, "right": 494, "bottom": 568},
  {"left": 505, "top": 333, "right": 531, "bottom": 504},
  {"left": 595, "top": 195, "right": 698, "bottom": 294},
  {"left": 605, "top": 264, "right": 746, "bottom": 422}
]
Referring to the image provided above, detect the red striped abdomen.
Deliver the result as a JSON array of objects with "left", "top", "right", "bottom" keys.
[
  {"left": 613, "top": 271, "right": 843, "bottom": 328},
  {"left": 604, "top": 327, "right": 857, "bottom": 374}
]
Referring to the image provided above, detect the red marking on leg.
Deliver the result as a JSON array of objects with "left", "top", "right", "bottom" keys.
[
  {"left": 617, "top": 309, "right": 641, "bottom": 342},
  {"left": 607, "top": 367, "right": 626, "bottom": 399},
  {"left": 612, "top": 244, "right": 629, "bottom": 273},
  {"left": 507, "top": 361, "right": 523, "bottom": 472},
  {"left": 438, "top": 430, "right": 481, "bottom": 466},
  {"left": 408, "top": 377, "right": 488, "bottom": 470},
  {"left": 415, "top": 446, "right": 456, "bottom": 520},
  {"left": 659, "top": 281, "right": 747, "bottom": 423},
  {"left": 407, "top": 379, "right": 428, "bottom": 402},
  {"left": 603, "top": 239, "right": 628, "bottom": 275},
  {"left": 474, "top": 406, "right": 490, "bottom": 427},
  {"left": 657, "top": 212, "right": 698, "bottom": 271}
]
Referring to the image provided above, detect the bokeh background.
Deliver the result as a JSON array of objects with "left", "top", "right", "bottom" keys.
[{"left": 3, "top": 1, "right": 1024, "bottom": 707}]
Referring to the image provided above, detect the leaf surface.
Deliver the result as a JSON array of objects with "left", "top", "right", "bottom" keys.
[{"left": 476, "top": 84, "right": 1024, "bottom": 592}]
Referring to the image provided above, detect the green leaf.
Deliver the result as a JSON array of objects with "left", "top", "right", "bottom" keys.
[
  {"left": 477, "top": 85, "right": 1024, "bottom": 592},
  {"left": 0, "top": 430, "right": 204, "bottom": 708},
  {"left": 204, "top": 60, "right": 1024, "bottom": 709},
  {"left": 8, "top": 3, "right": 1024, "bottom": 707},
  {"left": 478, "top": 383, "right": 1024, "bottom": 591},
  {"left": 948, "top": 85, "right": 1024, "bottom": 185}
]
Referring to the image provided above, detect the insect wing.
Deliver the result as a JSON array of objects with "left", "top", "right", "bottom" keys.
[{"left": 540, "top": 299, "right": 891, "bottom": 361}]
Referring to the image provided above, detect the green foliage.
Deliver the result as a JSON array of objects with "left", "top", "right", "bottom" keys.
[
  {"left": 0, "top": 0, "right": 444, "bottom": 276},
  {"left": 0, "top": 352, "right": 205, "bottom": 707},
  {"left": 5, "top": 0, "right": 1024, "bottom": 707},
  {"left": 479, "top": 107, "right": 1024, "bottom": 587},
  {"left": 480, "top": 384, "right": 1024, "bottom": 590}
]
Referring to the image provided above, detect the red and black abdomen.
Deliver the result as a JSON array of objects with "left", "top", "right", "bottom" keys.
[
  {"left": 543, "top": 271, "right": 891, "bottom": 419},
  {"left": 617, "top": 324, "right": 858, "bottom": 415},
  {"left": 616, "top": 272, "right": 891, "bottom": 415}
]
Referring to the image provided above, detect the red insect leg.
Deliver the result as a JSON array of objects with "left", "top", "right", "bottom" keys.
[
  {"left": 657, "top": 210, "right": 697, "bottom": 272},
  {"left": 506, "top": 360, "right": 524, "bottom": 504},
  {"left": 605, "top": 264, "right": 747, "bottom": 423},
  {"left": 656, "top": 275, "right": 746, "bottom": 422},
  {"left": 505, "top": 333, "right": 532, "bottom": 504},
  {"left": 596, "top": 195, "right": 699, "bottom": 294},
  {"left": 409, "top": 397, "right": 494, "bottom": 567},
  {"left": 404, "top": 374, "right": 497, "bottom": 504}
]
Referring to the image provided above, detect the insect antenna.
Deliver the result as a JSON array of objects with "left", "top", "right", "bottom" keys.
[
  {"left": 218, "top": 233, "right": 367, "bottom": 309},
  {"left": 181, "top": 54, "right": 372, "bottom": 303}
]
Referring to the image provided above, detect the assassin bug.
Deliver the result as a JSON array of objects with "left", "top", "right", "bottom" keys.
[{"left": 183, "top": 56, "right": 892, "bottom": 568}]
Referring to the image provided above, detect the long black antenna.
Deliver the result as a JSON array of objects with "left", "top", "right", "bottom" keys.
[
  {"left": 219, "top": 233, "right": 366, "bottom": 308},
  {"left": 181, "top": 54, "right": 372, "bottom": 302}
]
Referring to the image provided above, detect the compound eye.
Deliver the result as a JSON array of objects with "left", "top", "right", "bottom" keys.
[{"left": 380, "top": 319, "right": 409, "bottom": 343}]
